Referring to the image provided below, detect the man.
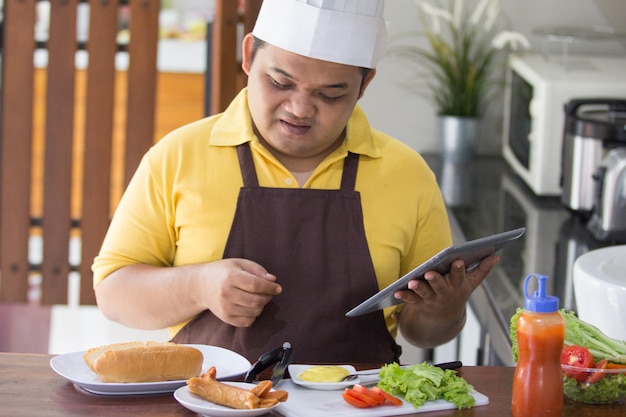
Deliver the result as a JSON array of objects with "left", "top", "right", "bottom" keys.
[{"left": 92, "top": 0, "right": 498, "bottom": 364}]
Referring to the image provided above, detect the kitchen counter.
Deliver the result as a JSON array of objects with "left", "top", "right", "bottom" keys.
[{"left": 423, "top": 155, "right": 611, "bottom": 366}]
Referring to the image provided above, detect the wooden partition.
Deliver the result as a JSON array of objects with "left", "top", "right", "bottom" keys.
[
  {"left": 0, "top": 0, "right": 261, "bottom": 306},
  {"left": 0, "top": 0, "right": 159, "bottom": 305},
  {"left": 209, "top": 0, "right": 262, "bottom": 114}
]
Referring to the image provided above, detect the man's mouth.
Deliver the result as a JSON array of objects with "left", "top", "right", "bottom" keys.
[{"left": 281, "top": 119, "right": 311, "bottom": 135}]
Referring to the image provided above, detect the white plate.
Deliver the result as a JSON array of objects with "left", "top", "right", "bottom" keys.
[
  {"left": 49, "top": 344, "right": 251, "bottom": 395},
  {"left": 288, "top": 365, "right": 361, "bottom": 390},
  {"left": 174, "top": 382, "right": 280, "bottom": 417}
]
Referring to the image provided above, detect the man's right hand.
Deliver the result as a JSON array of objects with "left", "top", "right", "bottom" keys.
[
  {"left": 95, "top": 259, "right": 281, "bottom": 331},
  {"left": 201, "top": 258, "right": 281, "bottom": 327}
]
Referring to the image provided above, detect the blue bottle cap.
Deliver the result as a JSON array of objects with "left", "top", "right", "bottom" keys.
[{"left": 524, "top": 274, "right": 559, "bottom": 313}]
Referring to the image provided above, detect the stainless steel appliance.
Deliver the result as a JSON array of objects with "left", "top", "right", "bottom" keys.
[
  {"left": 502, "top": 53, "right": 626, "bottom": 196},
  {"left": 560, "top": 98, "right": 626, "bottom": 216},
  {"left": 587, "top": 147, "right": 626, "bottom": 243}
]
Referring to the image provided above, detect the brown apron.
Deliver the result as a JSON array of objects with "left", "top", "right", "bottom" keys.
[{"left": 172, "top": 143, "right": 401, "bottom": 364}]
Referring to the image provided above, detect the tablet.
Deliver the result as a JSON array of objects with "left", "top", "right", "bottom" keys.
[{"left": 345, "top": 227, "right": 526, "bottom": 317}]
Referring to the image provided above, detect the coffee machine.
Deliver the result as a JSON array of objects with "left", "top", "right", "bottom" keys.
[
  {"left": 560, "top": 98, "right": 626, "bottom": 242},
  {"left": 587, "top": 148, "right": 626, "bottom": 242}
]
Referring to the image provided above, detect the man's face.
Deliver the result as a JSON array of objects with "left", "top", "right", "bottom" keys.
[{"left": 242, "top": 35, "right": 375, "bottom": 166}]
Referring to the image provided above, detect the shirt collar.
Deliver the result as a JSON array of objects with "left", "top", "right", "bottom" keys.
[{"left": 210, "top": 88, "right": 381, "bottom": 159}]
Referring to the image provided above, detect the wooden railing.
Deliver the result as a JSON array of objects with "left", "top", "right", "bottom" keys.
[
  {"left": 0, "top": 0, "right": 159, "bottom": 305},
  {"left": 0, "top": 0, "right": 261, "bottom": 306},
  {"left": 209, "top": 0, "right": 261, "bottom": 114}
]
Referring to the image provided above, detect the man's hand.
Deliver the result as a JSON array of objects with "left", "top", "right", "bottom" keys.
[
  {"left": 202, "top": 258, "right": 282, "bottom": 328},
  {"left": 95, "top": 259, "right": 281, "bottom": 330},
  {"left": 395, "top": 254, "right": 500, "bottom": 348}
]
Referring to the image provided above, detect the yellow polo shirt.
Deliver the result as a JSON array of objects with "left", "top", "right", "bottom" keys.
[{"left": 92, "top": 88, "right": 452, "bottom": 338}]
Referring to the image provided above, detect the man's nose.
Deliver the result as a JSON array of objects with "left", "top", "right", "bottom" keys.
[{"left": 285, "top": 92, "right": 316, "bottom": 118}]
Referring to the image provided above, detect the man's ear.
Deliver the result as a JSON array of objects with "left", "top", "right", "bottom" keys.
[
  {"left": 359, "top": 69, "right": 377, "bottom": 99},
  {"left": 241, "top": 33, "right": 255, "bottom": 75}
]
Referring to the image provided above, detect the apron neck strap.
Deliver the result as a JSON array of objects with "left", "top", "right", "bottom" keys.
[
  {"left": 236, "top": 143, "right": 360, "bottom": 190},
  {"left": 340, "top": 152, "right": 359, "bottom": 191},
  {"left": 237, "top": 143, "right": 259, "bottom": 187}
]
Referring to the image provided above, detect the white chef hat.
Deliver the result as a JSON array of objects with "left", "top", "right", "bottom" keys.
[{"left": 252, "top": 0, "right": 388, "bottom": 69}]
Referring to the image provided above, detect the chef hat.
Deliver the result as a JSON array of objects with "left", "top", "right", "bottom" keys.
[{"left": 252, "top": 0, "right": 388, "bottom": 69}]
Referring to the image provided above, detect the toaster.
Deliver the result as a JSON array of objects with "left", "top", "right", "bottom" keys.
[{"left": 587, "top": 147, "right": 626, "bottom": 243}]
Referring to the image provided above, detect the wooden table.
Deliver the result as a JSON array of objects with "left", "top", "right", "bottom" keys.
[{"left": 1, "top": 352, "right": 623, "bottom": 416}]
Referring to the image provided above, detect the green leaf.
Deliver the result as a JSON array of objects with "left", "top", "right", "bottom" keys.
[
  {"left": 378, "top": 362, "right": 475, "bottom": 410},
  {"left": 509, "top": 308, "right": 626, "bottom": 364},
  {"left": 387, "top": 1, "right": 510, "bottom": 117}
]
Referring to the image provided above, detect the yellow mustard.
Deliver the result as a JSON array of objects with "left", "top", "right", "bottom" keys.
[{"left": 298, "top": 366, "right": 350, "bottom": 382}]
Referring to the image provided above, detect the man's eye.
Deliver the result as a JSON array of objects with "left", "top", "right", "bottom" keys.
[
  {"left": 270, "top": 77, "right": 291, "bottom": 90},
  {"left": 319, "top": 93, "right": 342, "bottom": 103}
]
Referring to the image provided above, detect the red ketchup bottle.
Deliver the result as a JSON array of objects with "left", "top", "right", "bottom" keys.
[{"left": 512, "top": 274, "right": 565, "bottom": 417}]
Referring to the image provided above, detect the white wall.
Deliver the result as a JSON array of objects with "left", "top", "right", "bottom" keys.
[{"left": 359, "top": 0, "right": 626, "bottom": 155}]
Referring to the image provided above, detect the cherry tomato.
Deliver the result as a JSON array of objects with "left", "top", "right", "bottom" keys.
[
  {"left": 344, "top": 388, "right": 381, "bottom": 407},
  {"left": 342, "top": 385, "right": 404, "bottom": 408},
  {"left": 586, "top": 359, "right": 608, "bottom": 384},
  {"left": 371, "top": 386, "right": 403, "bottom": 406},
  {"left": 352, "top": 384, "right": 385, "bottom": 405},
  {"left": 561, "top": 345, "right": 594, "bottom": 382},
  {"left": 561, "top": 345, "right": 594, "bottom": 367},
  {"left": 342, "top": 389, "right": 369, "bottom": 408}
]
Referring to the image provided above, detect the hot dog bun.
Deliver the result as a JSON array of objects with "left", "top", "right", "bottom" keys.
[{"left": 83, "top": 341, "right": 203, "bottom": 383}]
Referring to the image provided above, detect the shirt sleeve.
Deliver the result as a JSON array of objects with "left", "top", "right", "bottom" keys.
[{"left": 91, "top": 148, "right": 176, "bottom": 287}]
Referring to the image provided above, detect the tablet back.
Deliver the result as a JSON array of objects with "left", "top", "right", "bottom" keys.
[{"left": 345, "top": 227, "right": 526, "bottom": 317}]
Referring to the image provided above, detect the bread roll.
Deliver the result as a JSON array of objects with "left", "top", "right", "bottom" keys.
[{"left": 83, "top": 341, "right": 203, "bottom": 383}]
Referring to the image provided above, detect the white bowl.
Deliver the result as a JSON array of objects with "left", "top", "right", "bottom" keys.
[{"left": 573, "top": 245, "right": 626, "bottom": 340}]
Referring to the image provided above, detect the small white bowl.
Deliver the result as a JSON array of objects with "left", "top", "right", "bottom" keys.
[{"left": 288, "top": 364, "right": 358, "bottom": 390}]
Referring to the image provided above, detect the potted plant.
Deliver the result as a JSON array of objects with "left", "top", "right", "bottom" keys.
[{"left": 390, "top": 0, "right": 529, "bottom": 161}]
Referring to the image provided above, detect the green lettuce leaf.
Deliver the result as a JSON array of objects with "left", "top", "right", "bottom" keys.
[
  {"left": 377, "top": 362, "right": 475, "bottom": 409},
  {"left": 510, "top": 308, "right": 626, "bottom": 364}
]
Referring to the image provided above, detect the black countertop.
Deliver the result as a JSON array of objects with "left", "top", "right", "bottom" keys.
[{"left": 424, "top": 155, "right": 611, "bottom": 366}]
